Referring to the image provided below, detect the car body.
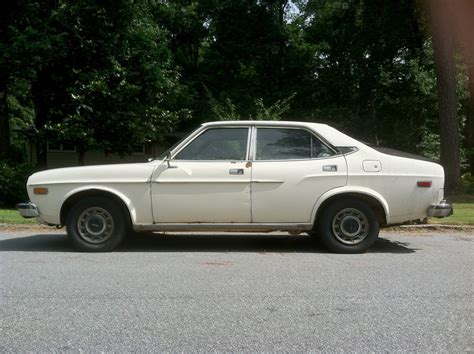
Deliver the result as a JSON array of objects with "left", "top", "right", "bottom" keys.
[{"left": 18, "top": 121, "right": 452, "bottom": 253}]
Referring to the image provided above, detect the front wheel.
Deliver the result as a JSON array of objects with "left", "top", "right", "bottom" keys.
[
  {"left": 66, "top": 197, "right": 130, "bottom": 252},
  {"left": 317, "top": 199, "right": 379, "bottom": 253}
]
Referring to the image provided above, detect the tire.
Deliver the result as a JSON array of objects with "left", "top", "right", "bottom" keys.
[
  {"left": 317, "top": 198, "right": 379, "bottom": 253},
  {"left": 307, "top": 230, "right": 322, "bottom": 243},
  {"left": 66, "top": 196, "right": 130, "bottom": 252}
]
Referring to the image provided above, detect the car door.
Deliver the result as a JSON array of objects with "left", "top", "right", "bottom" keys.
[
  {"left": 251, "top": 126, "right": 347, "bottom": 223},
  {"left": 151, "top": 127, "right": 252, "bottom": 223}
]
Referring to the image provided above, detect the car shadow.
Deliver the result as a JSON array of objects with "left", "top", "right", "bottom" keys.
[{"left": 0, "top": 232, "right": 416, "bottom": 254}]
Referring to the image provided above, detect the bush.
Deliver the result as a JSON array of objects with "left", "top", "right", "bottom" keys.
[
  {"left": 462, "top": 173, "right": 474, "bottom": 195},
  {"left": 0, "top": 160, "right": 33, "bottom": 207}
]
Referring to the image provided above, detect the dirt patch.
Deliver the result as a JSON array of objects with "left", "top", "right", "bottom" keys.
[
  {"left": 383, "top": 224, "right": 474, "bottom": 235},
  {"left": 0, "top": 223, "right": 63, "bottom": 233}
]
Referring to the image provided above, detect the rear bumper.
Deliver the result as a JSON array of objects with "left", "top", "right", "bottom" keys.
[
  {"left": 16, "top": 202, "right": 40, "bottom": 218},
  {"left": 428, "top": 200, "right": 453, "bottom": 218}
]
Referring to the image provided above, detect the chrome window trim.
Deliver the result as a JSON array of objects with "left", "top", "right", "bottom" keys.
[
  {"left": 253, "top": 126, "right": 340, "bottom": 162},
  {"left": 245, "top": 127, "right": 253, "bottom": 161},
  {"left": 172, "top": 126, "right": 251, "bottom": 162}
]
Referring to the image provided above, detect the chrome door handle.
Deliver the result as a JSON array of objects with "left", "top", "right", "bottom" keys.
[
  {"left": 229, "top": 168, "right": 244, "bottom": 175},
  {"left": 322, "top": 165, "right": 337, "bottom": 172}
]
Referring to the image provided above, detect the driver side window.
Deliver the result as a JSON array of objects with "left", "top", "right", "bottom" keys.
[{"left": 174, "top": 128, "right": 249, "bottom": 161}]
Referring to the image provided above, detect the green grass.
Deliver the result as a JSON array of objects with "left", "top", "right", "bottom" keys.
[
  {"left": 429, "top": 203, "right": 474, "bottom": 225},
  {"left": 1, "top": 200, "right": 473, "bottom": 225},
  {"left": 0, "top": 209, "right": 37, "bottom": 224}
]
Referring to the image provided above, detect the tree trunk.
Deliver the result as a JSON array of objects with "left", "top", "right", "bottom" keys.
[
  {"left": 0, "top": 71, "right": 9, "bottom": 158},
  {"left": 467, "top": 65, "right": 474, "bottom": 175},
  {"left": 31, "top": 72, "right": 50, "bottom": 170},
  {"left": 429, "top": 3, "right": 462, "bottom": 194}
]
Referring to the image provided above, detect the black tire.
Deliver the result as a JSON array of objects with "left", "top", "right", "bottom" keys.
[
  {"left": 317, "top": 198, "right": 379, "bottom": 253},
  {"left": 66, "top": 196, "right": 130, "bottom": 252},
  {"left": 306, "top": 230, "right": 322, "bottom": 243}
]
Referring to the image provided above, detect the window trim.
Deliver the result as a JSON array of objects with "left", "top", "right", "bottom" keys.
[
  {"left": 172, "top": 126, "right": 251, "bottom": 162},
  {"left": 252, "top": 126, "right": 339, "bottom": 162},
  {"left": 47, "top": 142, "right": 77, "bottom": 153}
]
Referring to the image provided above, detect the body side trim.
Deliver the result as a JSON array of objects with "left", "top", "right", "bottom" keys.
[{"left": 133, "top": 222, "right": 313, "bottom": 232}]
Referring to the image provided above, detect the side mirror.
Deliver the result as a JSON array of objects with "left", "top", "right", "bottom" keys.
[{"left": 165, "top": 151, "right": 177, "bottom": 168}]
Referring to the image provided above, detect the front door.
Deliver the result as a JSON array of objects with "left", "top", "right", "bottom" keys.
[
  {"left": 251, "top": 127, "right": 348, "bottom": 223},
  {"left": 151, "top": 127, "right": 252, "bottom": 223}
]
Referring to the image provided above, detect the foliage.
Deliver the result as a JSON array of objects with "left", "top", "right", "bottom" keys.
[
  {"left": 207, "top": 90, "right": 295, "bottom": 121},
  {"left": 0, "top": 0, "right": 471, "bottom": 183},
  {"left": 251, "top": 94, "right": 295, "bottom": 121},
  {"left": 2, "top": 0, "right": 187, "bottom": 164},
  {"left": 462, "top": 173, "right": 474, "bottom": 194},
  {"left": 0, "top": 159, "right": 32, "bottom": 206}
]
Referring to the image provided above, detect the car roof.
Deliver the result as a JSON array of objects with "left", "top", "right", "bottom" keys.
[
  {"left": 202, "top": 120, "right": 328, "bottom": 129},
  {"left": 201, "top": 120, "right": 365, "bottom": 148}
]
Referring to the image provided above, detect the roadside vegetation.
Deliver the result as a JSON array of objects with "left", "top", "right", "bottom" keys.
[{"left": 0, "top": 209, "right": 36, "bottom": 224}]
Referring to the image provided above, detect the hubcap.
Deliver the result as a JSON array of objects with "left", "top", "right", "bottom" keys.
[
  {"left": 77, "top": 207, "right": 114, "bottom": 244},
  {"left": 332, "top": 208, "right": 369, "bottom": 245}
]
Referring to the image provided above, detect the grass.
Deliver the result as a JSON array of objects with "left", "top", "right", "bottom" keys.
[
  {"left": 429, "top": 203, "right": 474, "bottom": 225},
  {"left": 0, "top": 208, "right": 37, "bottom": 224}
]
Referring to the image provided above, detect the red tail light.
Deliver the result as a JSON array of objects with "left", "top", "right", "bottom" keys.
[{"left": 417, "top": 181, "right": 432, "bottom": 188}]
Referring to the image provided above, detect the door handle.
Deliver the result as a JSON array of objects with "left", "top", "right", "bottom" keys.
[
  {"left": 229, "top": 168, "right": 244, "bottom": 175},
  {"left": 322, "top": 165, "right": 337, "bottom": 172}
]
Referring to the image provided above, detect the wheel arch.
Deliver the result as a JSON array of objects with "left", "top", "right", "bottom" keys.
[
  {"left": 311, "top": 188, "right": 389, "bottom": 227},
  {"left": 60, "top": 187, "right": 134, "bottom": 226}
]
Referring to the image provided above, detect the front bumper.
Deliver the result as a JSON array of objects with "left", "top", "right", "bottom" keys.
[
  {"left": 16, "top": 202, "right": 40, "bottom": 218},
  {"left": 428, "top": 200, "right": 453, "bottom": 218}
]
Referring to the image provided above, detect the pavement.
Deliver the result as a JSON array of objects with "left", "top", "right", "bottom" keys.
[{"left": 0, "top": 229, "right": 473, "bottom": 352}]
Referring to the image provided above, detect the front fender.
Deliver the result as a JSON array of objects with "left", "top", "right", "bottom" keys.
[
  {"left": 310, "top": 186, "right": 390, "bottom": 225},
  {"left": 61, "top": 185, "right": 137, "bottom": 224}
]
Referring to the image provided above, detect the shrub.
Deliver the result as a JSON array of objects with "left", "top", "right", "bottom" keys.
[
  {"left": 462, "top": 173, "right": 474, "bottom": 195},
  {"left": 0, "top": 160, "right": 33, "bottom": 207}
]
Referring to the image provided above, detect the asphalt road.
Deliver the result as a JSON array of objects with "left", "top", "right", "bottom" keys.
[{"left": 0, "top": 229, "right": 473, "bottom": 352}]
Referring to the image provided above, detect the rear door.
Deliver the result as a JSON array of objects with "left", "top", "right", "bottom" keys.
[{"left": 251, "top": 127, "right": 347, "bottom": 223}]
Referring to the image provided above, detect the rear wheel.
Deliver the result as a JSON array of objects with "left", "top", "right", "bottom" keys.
[
  {"left": 317, "top": 198, "right": 379, "bottom": 253},
  {"left": 66, "top": 196, "right": 130, "bottom": 252}
]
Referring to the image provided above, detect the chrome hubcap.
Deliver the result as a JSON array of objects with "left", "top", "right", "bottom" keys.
[
  {"left": 77, "top": 207, "right": 114, "bottom": 244},
  {"left": 332, "top": 208, "right": 369, "bottom": 245}
]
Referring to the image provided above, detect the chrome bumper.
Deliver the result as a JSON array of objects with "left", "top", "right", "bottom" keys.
[
  {"left": 428, "top": 200, "right": 453, "bottom": 218},
  {"left": 16, "top": 202, "right": 40, "bottom": 218}
]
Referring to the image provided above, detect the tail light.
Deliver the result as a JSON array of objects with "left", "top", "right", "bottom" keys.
[{"left": 417, "top": 181, "right": 432, "bottom": 188}]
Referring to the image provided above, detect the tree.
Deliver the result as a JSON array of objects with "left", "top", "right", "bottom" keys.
[
  {"left": 300, "top": 0, "right": 427, "bottom": 146},
  {"left": 425, "top": 1, "right": 464, "bottom": 193},
  {"left": 0, "top": 1, "right": 19, "bottom": 158},
  {"left": 5, "top": 0, "right": 185, "bottom": 168}
]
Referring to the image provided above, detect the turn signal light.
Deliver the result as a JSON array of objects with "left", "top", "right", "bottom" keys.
[
  {"left": 417, "top": 181, "right": 432, "bottom": 188},
  {"left": 33, "top": 187, "right": 48, "bottom": 195}
]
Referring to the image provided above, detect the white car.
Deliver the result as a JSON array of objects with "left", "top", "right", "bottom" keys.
[{"left": 17, "top": 121, "right": 452, "bottom": 253}]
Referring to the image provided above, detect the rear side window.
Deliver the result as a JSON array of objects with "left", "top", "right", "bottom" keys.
[
  {"left": 256, "top": 128, "right": 335, "bottom": 160},
  {"left": 175, "top": 128, "right": 249, "bottom": 160}
]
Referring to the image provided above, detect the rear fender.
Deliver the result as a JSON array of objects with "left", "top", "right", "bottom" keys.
[{"left": 310, "top": 186, "right": 390, "bottom": 225}]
